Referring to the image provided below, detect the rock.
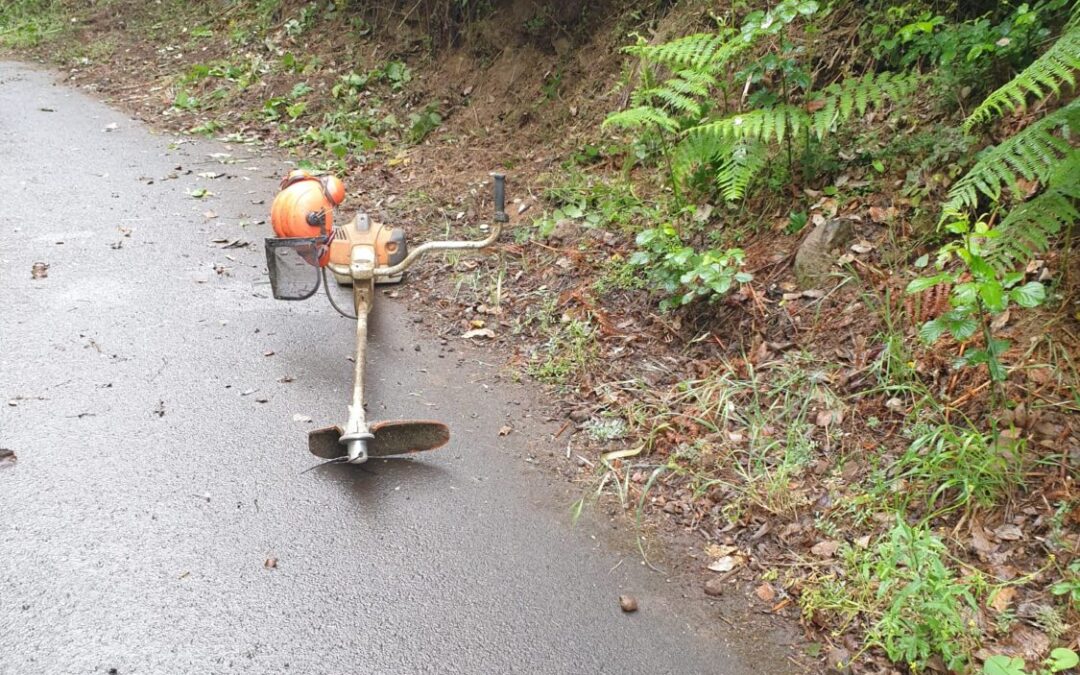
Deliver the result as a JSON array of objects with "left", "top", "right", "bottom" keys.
[
  {"left": 619, "top": 595, "right": 638, "bottom": 612},
  {"left": 704, "top": 578, "right": 725, "bottom": 597},
  {"left": 794, "top": 218, "right": 855, "bottom": 288},
  {"left": 825, "top": 646, "right": 852, "bottom": 674},
  {"left": 548, "top": 219, "right": 580, "bottom": 243},
  {"left": 568, "top": 408, "right": 590, "bottom": 423}
]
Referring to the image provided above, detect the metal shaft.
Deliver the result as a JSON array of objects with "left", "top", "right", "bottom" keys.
[{"left": 342, "top": 293, "right": 372, "bottom": 463}]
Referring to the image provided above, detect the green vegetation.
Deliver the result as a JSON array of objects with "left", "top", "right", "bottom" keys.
[{"left": 6, "top": 0, "right": 1079, "bottom": 671}]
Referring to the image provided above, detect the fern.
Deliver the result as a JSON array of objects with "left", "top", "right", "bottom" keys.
[
  {"left": 716, "top": 139, "right": 769, "bottom": 202},
  {"left": 942, "top": 99, "right": 1079, "bottom": 216},
  {"left": 811, "top": 72, "right": 918, "bottom": 138},
  {"left": 674, "top": 73, "right": 913, "bottom": 200},
  {"left": 603, "top": 106, "right": 679, "bottom": 134},
  {"left": 964, "top": 24, "right": 1080, "bottom": 132},
  {"left": 985, "top": 149, "right": 1080, "bottom": 268},
  {"left": 623, "top": 31, "right": 743, "bottom": 71}
]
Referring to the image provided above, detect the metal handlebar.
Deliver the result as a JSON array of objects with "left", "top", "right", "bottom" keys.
[{"left": 373, "top": 173, "right": 506, "bottom": 278}]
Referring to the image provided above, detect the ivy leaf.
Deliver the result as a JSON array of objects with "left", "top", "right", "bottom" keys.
[
  {"left": 1009, "top": 282, "right": 1045, "bottom": 308},
  {"left": 1048, "top": 648, "right": 1079, "bottom": 673},
  {"left": 982, "top": 655, "right": 1027, "bottom": 675}
]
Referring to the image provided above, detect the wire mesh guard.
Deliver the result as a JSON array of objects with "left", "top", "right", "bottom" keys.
[{"left": 264, "top": 237, "right": 325, "bottom": 300}]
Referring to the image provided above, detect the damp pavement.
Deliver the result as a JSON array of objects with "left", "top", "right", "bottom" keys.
[{"left": 0, "top": 61, "right": 797, "bottom": 674}]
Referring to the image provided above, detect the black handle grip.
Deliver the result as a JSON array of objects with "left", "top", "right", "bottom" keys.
[{"left": 492, "top": 173, "right": 508, "bottom": 223}]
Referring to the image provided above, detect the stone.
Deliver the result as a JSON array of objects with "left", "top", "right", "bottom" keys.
[
  {"left": 704, "top": 578, "right": 725, "bottom": 597},
  {"left": 548, "top": 219, "right": 580, "bottom": 243},
  {"left": 794, "top": 218, "right": 855, "bottom": 288}
]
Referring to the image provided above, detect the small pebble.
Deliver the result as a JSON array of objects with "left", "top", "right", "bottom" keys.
[{"left": 619, "top": 595, "right": 638, "bottom": 612}]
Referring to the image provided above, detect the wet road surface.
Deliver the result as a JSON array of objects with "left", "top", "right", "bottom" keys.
[{"left": 0, "top": 62, "right": 793, "bottom": 674}]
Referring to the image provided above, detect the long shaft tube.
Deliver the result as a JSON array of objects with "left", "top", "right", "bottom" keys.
[{"left": 343, "top": 295, "right": 371, "bottom": 463}]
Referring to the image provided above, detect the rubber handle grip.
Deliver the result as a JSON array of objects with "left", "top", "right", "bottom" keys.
[{"left": 492, "top": 173, "right": 508, "bottom": 223}]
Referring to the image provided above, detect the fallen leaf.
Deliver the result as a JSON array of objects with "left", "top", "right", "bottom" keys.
[
  {"left": 754, "top": 583, "right": 776, "bottom": 603},
  {"left": 1008, "top": 625, "right": 1050, "bottom": 660},
  {"left": 498, "top": 425, "right": 513, "bottom": 436},
  {"left": 469, "top": 319, "right": 485, "bottom": 329},
  {"left": 868, "top": 206, "right": 898, "bottom": 223},
  {"left": 989, "top": 587, "right": 1017, "bottom": 613},
  {"left": 970, "top": 523, "right": 999, "bottom": 554},
  {"left": 461, "top": 328, "right": 495, "bottom": 339},
  {"left": 203, "top": 210, "right": 218, "bottom": 219},
  {"left": 811, "top": 540, "right": 841, "bottom": 557},
  {"left": 815, "top": 409, "right": 843, "bottom": 427},
  {"left": 708, "top": 555, "right": 744, "bottom": 572},
  {"left": 994, "top": 523, "right": 1023, "bottom": 541},
  {"left": 850, "top": 241, "right": 875, "bottom": 254},
  {"left": 705, "top": 544, "right": 737, "bottom": 558}
]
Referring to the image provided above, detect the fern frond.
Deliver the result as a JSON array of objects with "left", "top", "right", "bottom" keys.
[
  {"left": 687, "top": 105, "right": 809, "bottom": 144},
  {"left": 964, "top": 25, "right": 1080, "bottom": 131},
  {"left": 943, "top": 100, "right": 1079, "bottom": 215},
  {"left": 641, "top": 84, "right": 703, "bottom": 117},
  {"left": 671, "top": 128, "right": 732, "bottom": 185},
  {"left": 624, "top": 31, "right": 742, "bottom": 72},
  {"left": 716, "top": 139, "right": 769, "bottom": 201},
  {"left": 602, "top": 106, "right": 679, "bottom": 133},
  {"left": 809, "top": 72, "right": 917, "bottom": 137},
  {"left": 985, "top": 149, "right": 1080, "bottom": 268}
]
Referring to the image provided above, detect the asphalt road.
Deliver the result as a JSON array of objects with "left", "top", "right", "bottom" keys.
[{"left": 0, "top": 62, "right": 793, "bottom": 675}]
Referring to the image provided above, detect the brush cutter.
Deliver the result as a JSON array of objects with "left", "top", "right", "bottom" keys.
[{"left": 264, "top": 170, "right": 508, "bottom": 464}]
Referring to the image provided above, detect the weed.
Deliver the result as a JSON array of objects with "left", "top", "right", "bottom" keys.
[
  {"left": 1050, "top": 560, "right": 1080, "bottom": 610},
  {"left": 889, "top": 418, "right": 1023, "bottom": 519},
  {"left": 520, "top": 297, "right": 599, "bottom": 386},
  {"left": 631, "top": 222, "right": 750, "bottom": 310},
  {"left": 592, "top": 255, "right": 645, "bottom": 295},
  {"left": 407, "top": 103, "right": 442, "bottom": 144},
  {"left": 0, "top": 0, "right": 63, "bottom": 48},
  {"left": 803, "top": 520, "right": 981, "bottom": 672}
]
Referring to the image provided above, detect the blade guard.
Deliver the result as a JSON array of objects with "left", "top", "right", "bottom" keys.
[{"left": 309, "top": 420, "right": 450, "bottom": 459}]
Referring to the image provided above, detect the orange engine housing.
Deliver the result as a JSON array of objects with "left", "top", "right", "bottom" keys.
[{"left": 270, "top": 171, "right": 345, "bottom": 239}]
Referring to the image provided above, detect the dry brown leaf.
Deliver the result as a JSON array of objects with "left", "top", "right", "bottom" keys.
[
  {"left": 754, "top": 583, "right": 776, "bottom": 603},
  {"left": 810, "top": 540, "right": 841, "bottom": 557},
  {"left": 989, "top": 587, "right": 1016, "bottom": 613}
]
